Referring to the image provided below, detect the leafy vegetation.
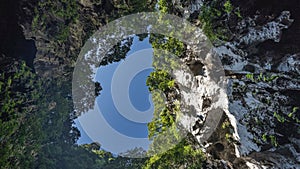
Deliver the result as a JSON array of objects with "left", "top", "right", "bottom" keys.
[
  {"left": 146, "top": 70, "right": 175, "bottom": 92},
  {"left": 0, "top": 60, "right": 116, "bottom": 168},
  {"left": 199, "top": 0, "right": 242, "bottom": 42},
  {"left": 259, "top": 132, "right": 280, "bottom": 148},
  {"left": 100, "top": 37, "right": 134, "bottom": 66},
  {"left": 262, "top": 133, "right": 267, "bottom": 142},
  {"left": 143, "top": 32, "right": 207, "bottom": 168},
  {"left": 221, "top": 120, "right": 231, "bottom": 129},
  {"left": 224, "top": 0, "right": 233, "bottom": 14},
  {"left": 32, "top": 0, "right": 79, "bottom": 43},
  {"left": 245, "top": 72, "right": 279, "bottom": 83},
  {"left": 150, "top": 34, "right": 185, "bottom": 57},
  {"left": 288, "top": 107, "right": 300, "bottom": 123},
  {"left": 261, "top": 133, "right": 278, "bottom": 147},
  {"left": 146, "top": 33, "right": 184, "bottom": 140},
  {"left": 273, "top": 112, "right": 285, "bottom": 123},
  {"left": 0, "top": 61, "right": 44, "bottom": 168},
  {"left": 1, "top": 0, "right": 215, "bottom": 168},
  {"left": 158, "top": 0, "right": 170, "bottom": 14},
  {"left": 146, "top": 70, "right": 179, "bottom": 140},
  {"left": 143, "top": 137, "right": 205, "bottom": 169},
  {"left": 126, "top": 0, "right": 155, "bottom": 13},
  {"left": 269, "top": 135, "right": 278, "bottom": 147},
  {"left": 109, "top": 0, "right": 156, "bottom": 20}
]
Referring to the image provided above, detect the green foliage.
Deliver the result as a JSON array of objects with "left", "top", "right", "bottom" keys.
[
  {"left": 293, "top": 107, "right": 299, "bottom": 113},
  {"left": 146, "top": 92, "right": 181, "bottom": 142},
  {"left": 100, "top": 37, "right": 134, "bottom": 66},
  {"left": 32, "top": 14, "right": 39, "bottom": 29},
  {"left": 287, "top": 106, "right": 300, "bottom": 124},
  {"left": 245, "top": 73, "right": 279, "bottom": 83},
  {"left": 129, "top": 0, "right": 155, "bottom": 13},
  {"left": 0, "top": 61, "right": 44, "bottom": 168},
  {"left": 199, "top": 3, "right": 223, "bottom": 41},
  {"left": 147, "top": 90, "right": 165, "bottom": 138},
  {"left": 100, "top": 156, "right": 147, "bottom": 169},
  {"left": 146, "top": 69, "right": 175, "bottom": 92},
  {"left": 32, "top": 0, "right": 79, "bottom": 43},
  {"left": 225, "top": 133, "right": 231, "bottom": 139},
  {"left": 146, "top": 68, "right": 179, "bottom": 140},
  {"left": 257, "top": 106, "right": 300, "bottom": 148},
  {"left": 262, "top": 133, "right": 267, "bottom": 142},
  {"left": 146, "top": 32, "right": 188, "bottom": 159},
  {"left": 199, "top": 0, "right": 242, "bottom": 42},
  {"left": 148, "top": 108, "right": 175, "bottom": 139},
  {"left": 224, "top": 0, "right": 233, "bottom": 14},
  {"left": 56, "top": 23, "right": 71, "bottom": 43},
  {"left": 143, "top": 138, "right": 205, "bottom": 169},
  {"left": 113, "top": 0, "right": 156, "bottom": 17},
  {"left": 289, "top": 107, "right": 299, "bottom": 121},
  {"left": 199, "top": 0, "right": 227, "bottom": 41},
  {"left": 32, "top": 76, "right": 111, "bottom": 169},
  {"left": 273, "top": 112, "right": 285, "bottom": 123},
  {"left": 36, "top": 143, "right": 106, "bottom": 169},
  {"left": 0, "top": 61, "right": 106, "bottom": 168},
  {"left": 225, "top": 133, "right": 234, "bottom": 143},
  {"left": 146, "top": 68, "right": 183, "bottom": 159},
  {"left": 158, "top": 0, "right": 169, "bottom": 14},
  {"left": 235, "top": 9, "right": 242, "bottom": 18},
  {"left": 150, "top": 34, "right": 185, "bottom": 58},
  {"left": 261, "top": 134, "right": 278, "bottom": 147},
  {"left": 222, "top": 120, "right": 231, "bottom": 129},
  {"left": 269, "top": 135, "right": 278, "bottom": 147},
  {"left": 246, "top": 73, "right": 254, "bottom": 81},
  {"left": 82, "top": 143, "right": 147, "bottom": 169}
]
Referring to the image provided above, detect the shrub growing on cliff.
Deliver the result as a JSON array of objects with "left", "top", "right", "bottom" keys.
[
  {"left": 31, "top": 0, "right": 79, "bottom": 43},
  {"left": 158, "top": 0, "right": 169, "bottom": 14},
  {"left": 199, "top": 0, "right": 242, "bottom": 42},
  {"left": 146, "top": 69, "right": 175, "bottom": 92},
  {"left": 146, "top": 70, "right": 177, "bottom": 139},
  {"left": 143, "top": 138, "right": 205, "bottom": 169},
  {"left": 224, "top": 0, "right": 233, "bottom": 14},
  {"left": 0, "top": 61, "right": 44, "bottom": 168}
]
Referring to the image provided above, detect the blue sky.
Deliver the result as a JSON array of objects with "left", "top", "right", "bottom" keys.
[{"left": 76, "top": 35, "right": 154, "bottom": 151}]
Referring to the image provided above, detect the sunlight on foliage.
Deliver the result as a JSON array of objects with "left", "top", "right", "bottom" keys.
[{"left": 143, "top": 138, "right": 205, "bottom": 169}]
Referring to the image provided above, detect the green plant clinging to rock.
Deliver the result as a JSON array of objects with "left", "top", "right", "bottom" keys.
[
  {"left": 224, "top": 0, "right": 233, "bottom": 14},
  {"left": 146, "top": 69, "right": 175, "bottom": 92},
  {"left": 0, "top": 61, "right": 44, "bottom": 168},
  {"left": 158, "top": 0, "right": 171, "bottom": 14},
  {"left": 199, "top": 0, "right": 242, "bottom": 42},
  {"left": 146, "top": 69, "right": 177, "bottom": 139},
  {"left": 143, "top": 138, "right": 205, "bottom": 169},
  {"left": 32, "top": 0, "right": 79, "bottom": 43}
]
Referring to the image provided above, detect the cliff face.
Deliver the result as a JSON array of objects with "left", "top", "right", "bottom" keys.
[
  {"left": 20, "top": 0, "right": 107, "bottom": 80},
  {"left": 21, "top": 0, "right": 155, "bottom": 80},
  {"left": 0, "top": 0, "right": 36, "bottom": 69},
  {"left": 7, "top": 0, "right": 300, "bottom": 168},
  {"left": 0, "top": 1, "right": 157, "bottom": 168},
  {"left": 176, "top": 0, "right": 300, "bottom": 168}
]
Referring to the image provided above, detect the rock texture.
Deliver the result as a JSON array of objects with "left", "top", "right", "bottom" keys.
[
  {"left": 175, "top": 0, "right": 300, "bottom": 168},
  {"left": 16, "top": 0, "right": 300, "bottom": 168}
]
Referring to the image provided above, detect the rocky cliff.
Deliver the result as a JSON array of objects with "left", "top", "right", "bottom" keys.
[{"left": 5, "top": 0, "right": 300, "bottom": 168}]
